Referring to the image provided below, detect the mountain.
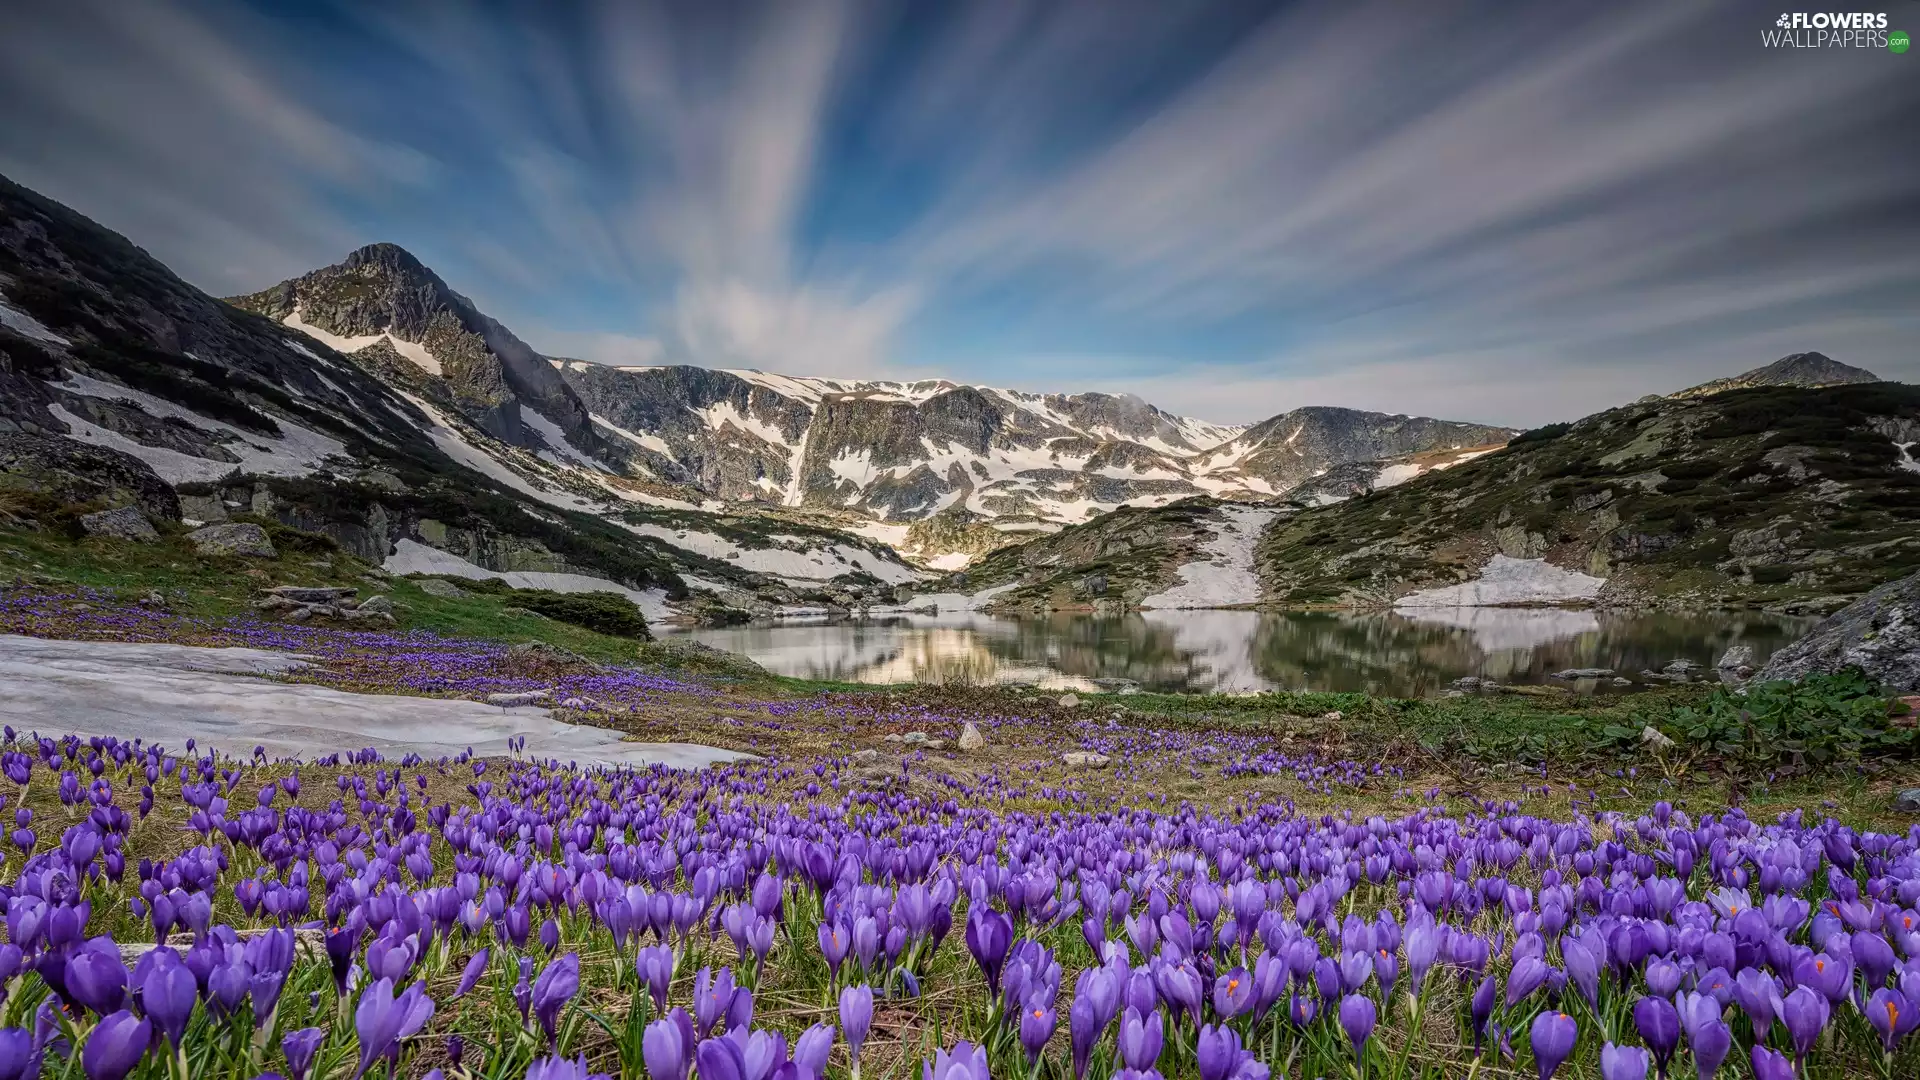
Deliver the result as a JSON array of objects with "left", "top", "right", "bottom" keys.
[
  {"left": 0, "top": 174, "right": 929, "bottom": 621},
  {"left": 1672, "top": 352, "right": 1880, "bottom": 400},
  {"left": 228, "top": 244, "right": 616, "bottom": 469},
  {"left": 1257, "top": 380, "right": 1920, "bottom": 612}
]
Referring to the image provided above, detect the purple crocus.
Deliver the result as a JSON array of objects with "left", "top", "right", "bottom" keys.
[
  {"left": 1599, "top": 1043, "right": 1649, "bottom": 1080},
  {"left": 1530, "top": 1012, "right": 1577, "bottom": 1080},
  {"left": 352, "top": 978, "right": 435, "bottom": 1079},
  {"left": 1018, "top": 993, "right": 1056, "bottom": 1064},
  {"left": 637, "top": 945, "right": 675, "bottom": 1013},
  {"left": 641, "top": 1014, "right": 691, "bottom": 1080},
  {"left": 282, "top": 1028, "right": 325, "bottom": 1080},
  {"left": 1780, "top": 985, "right": 1829, "bottom": 1066},
  {"left": 80, "top": 1011, "right": 150, "bottom": 1080},
  {"left": 1337, "top": 994, "right": 1376, "bottom": 1061},
  {"left": 531, "top": 953, "right": 580, "bottom": 1046},
  {"left": 1116, "top": 1007, "right": 1163, "bottom": 1071},
  {"left": 922, "top": 1041, "right": 989, "bottom": 1080},
  {"left": 840, "top": 983, "right": 874, "bottom": 1077},
  {"left": 1866, "top": 988, "right": 1914, "bottom": 1053},
  {"left": 696, "top": 1037, "right": 747, "bottom": 1080},
  {"left": 1632, "top": 996, "right": 1679, "bottom": 1079},
  {"left": 965, "top": 909, "right": 1012, "bottom": 999},
  {"left": 792, "top": 1023, "right": 835, "bottom": 1080},
  {"left": 455, "top": 948, "right": 489, "bottom": 999}
]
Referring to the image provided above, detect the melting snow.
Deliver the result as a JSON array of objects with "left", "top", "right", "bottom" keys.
[
  {"left": 395, "top": 391, "right": 598, "bottom": 512},
  {"left": 1140, "top": 506, "right": 1278, "bottom": 609},
  {"left": 1897, "top": 442, "right": 1920, "bottom": 475},
  {"left": 1394, "top": 555, "right": 1606, "bottom": 608},
  {"left": 384, "top": 539, "right": 672, "bottom": 623},
  {"left": 521, "top": 408, "right": 608, "bottom": 473},
  {"left": 0, "top": 634, "right": 738, "bottom": 768},
  {"left": 0, "top": 288, "right": 69, "bottom": 345},
  {"left": 284, "top": 310, "right": 443, "bottom": 375},
  {"left": 51, "top": 373, "right": 347, "bottom": 484},
  {"left": 626, "top": 525, "right": 922, "bottom": 585}
]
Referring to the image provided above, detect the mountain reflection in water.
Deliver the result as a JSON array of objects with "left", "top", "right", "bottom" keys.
[{"left": 660, "top": 608, "right": 1816, "bottom": 695}]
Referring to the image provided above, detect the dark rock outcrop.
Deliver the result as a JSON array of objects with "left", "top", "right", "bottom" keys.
[
  {"left": 1752, "top": 569, "right": 1920, "bottom": 691},
  {"left": 1672, "top": 352, "right": 1879, "bottom": 400},
  {"left": 0, "top": 432, "right": 181, "bottom": 521}
]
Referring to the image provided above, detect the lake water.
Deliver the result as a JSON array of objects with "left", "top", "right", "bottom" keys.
[{"left": 659, "top": 608, "right": 1818, "bottom": 696}]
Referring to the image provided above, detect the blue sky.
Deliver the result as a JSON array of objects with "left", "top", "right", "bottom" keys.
[{"left": 3, "top": 0, "right": 1917, "bottom": 425}]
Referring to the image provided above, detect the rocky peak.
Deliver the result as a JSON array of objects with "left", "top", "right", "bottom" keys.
[{"left": 1672, "top": 352, "right": 1880, "bottom": 400}]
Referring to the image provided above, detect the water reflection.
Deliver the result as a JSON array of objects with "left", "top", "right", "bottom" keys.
[{"left": 662, "top": 609, "right": 1815, "bottom": 696}]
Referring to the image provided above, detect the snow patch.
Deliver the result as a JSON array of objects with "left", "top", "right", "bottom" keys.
[
  {"left": 521, "top": 408, "right": 608, "bottom": 473},
  {"left": 396, "top": 391, "right": 598, "bottom": 512},
  {"left": 594, "top": 414, "right": 672, "bottom": 456},
  {"left": 284, "top": 310, "right": 443, "bottom": 375},
  {"left": 385, "top": 539, "right": 672, "bottom": 623},
  {"left": 626, "top": 525, "right": 922, "bottom": 585},
  {"left": 51, "top": 373, "right": 347, "bottom": 483},
  {"left": 1897, "top": 442, "right": 1920, "bottom": 475},
  {"left": 1140, "top": 506, "right": 1278, "bottom": 609},
  {"left": 0, "top": 634, "right": 737, "bottom": 768},
  {"left": 0, "top": 288, "right": 69, "bottom": 345},
  {"left": 1393, "top": 555, "right": 1606, "bottom": 609}
]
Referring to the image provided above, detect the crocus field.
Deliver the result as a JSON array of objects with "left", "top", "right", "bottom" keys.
[{"left": 1, "top": 592, "right": 1918, "bottom": 1080}]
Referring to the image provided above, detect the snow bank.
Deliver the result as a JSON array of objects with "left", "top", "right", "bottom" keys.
[
  {"left": 0, "top": 288, "right": 69, "bottom": 345},
  {"left": 50, "top": 373, "right": 347, "bottom": 484},
  {"left": 384, "top": 539, "right": 672, "bottom": 623},
  {"left": 0, "top": 634, "right": 742, "bottom": 768},
  {"left": 1393, "top": 555, "right": 1605, "bottom": 609},
  {"left": 627, "top": 524, "right": 922, "bottom": 585},
  {"left": 1140, "top": 506, "right": 1277, "bottom": 609}
]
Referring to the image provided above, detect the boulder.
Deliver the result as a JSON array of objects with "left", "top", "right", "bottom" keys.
[
  {"left": 1550, "top": 668, "right": 1615, "bottom": 680},
  {"left": 1061, "top": 752, "right": 1111, "bottom": 769},
  {"left": 902, "top": 731, "right": 930, "bottom": 746},
  {"left": 1752, "top": 570, "right": 1920, "bottom": 691},
  {"left": 1716, "top": 645, "right": 1756, "bottom": 671},
  {"left": 1058, "top": 693, "right": 1081, "bottom": 709},
  {"left": 417, "top": 578, "right": 469, "bottom": 599},
  {"left": 265, "top": 585, "right": 357, "bottom": 604},
  {"left": 1641, "top": 726, "right": 1677, "bottom": 751},
  {"left": 957, "top": 722, "right": 986, "bottom": 751},
  {"left": 188, "top": 522, "right": 276, "bottom": 558},
  {"left": 850, "top": 749, "right": 880, "bottom": 765},
  {"left": 1894, "top": 788, "right": 1920, "bottom": 814},
  {"left": 355, "top": 595, "right": 394, "bottom": 614},
  {"left": 0, "top": 432, "right": 181, "bottom": 522},
  {"left": 78, "top": 505, "right": 158, "bottom": 542}
]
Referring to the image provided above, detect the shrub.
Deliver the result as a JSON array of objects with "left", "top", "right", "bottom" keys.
[
  {"left": 1610, "top": 670, "right": 1913, "bottom": 772},
  {"left": 506, "top": 589, "right": 651, "bottom": 640}
]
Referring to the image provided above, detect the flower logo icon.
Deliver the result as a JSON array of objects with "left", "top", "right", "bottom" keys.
[{"left": 1777, "top": 14, "right": 1791, "bottom": 28}]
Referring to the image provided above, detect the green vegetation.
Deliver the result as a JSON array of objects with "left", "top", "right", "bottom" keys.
[{"left": 434, "top": 574, "right": 651, "bottom": 639}]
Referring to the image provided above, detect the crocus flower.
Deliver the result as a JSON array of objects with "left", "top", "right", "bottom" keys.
[
  {"left": 1780, "top": 985, "right": 1829, "bottom": 1066},
  {"left": 1686, "top": 1017, "right": 1731, "bottom": 1080},
  {"left": 1530, "top": 1012, "right": 1577, "bottom": 1080},
  {"left": 840, "top": 984, "right": 874, "bottom": 1075},
  {"left": 922, "top": 1041, "right": 989, "bottom": 1080},
  {"left": 525, "top": 1054, "right": 611, "bottom": 1080},
  {"left": 1338, "top": 994, "right": 1375, "bottom": 1061},
  {"left": 454, "top": 949, "right": 489, "bottom": 999},
  {"left": 80, "top": 1011, "right": 150, "bottom": 1080},
  {"left": 637, "top": 945, "right": 675, "bottom": 1013},
  {"left": 531, "top": 953, "right": 580, "bottom": 1046},
  {"left": 1212, "top": 968, "right": 1252, "bottom": 1019},
  {"left": 1749, "top": 1047, "right": 1793, "bottom": 1080},
  {"left": 1866, "top": 987, "right": 1913, "bottom": 1053},
  {"left": 1632, "top": 996, "right": 1679, "bottom": 1078},
  {"left": 641, "top": 1015, "right": 690, "bottom": 1080},
  {"left": 1599, "top": 1043, "right": 1649, "bottom": 1080},
  {"left": 792, "top": 1023, "right": 835, "bottom": 1080},
  {"left": 283, "top": 1028, "right": 325, "bottom": 1080},
  {"left": 1018, "top": 994, "right": 1056, "bottom": 1064},
  {"left": 965, "top": 909, "right": 1012, "bottom": 999},
  {"left": 1116, "top": 1007, "right": 1163, "bottom": 1071},
  {"left": 697, "top": 1036, "right": 747, "bottom": 1080}
]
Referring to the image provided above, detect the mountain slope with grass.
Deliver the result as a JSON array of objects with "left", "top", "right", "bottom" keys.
[{"left": 1256, "top": 376, "right": 1920, "bottom": 612}]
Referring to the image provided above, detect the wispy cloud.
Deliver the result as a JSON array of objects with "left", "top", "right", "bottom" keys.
[{"left": 1, "top": 0, "right": 1913, "bottom": 424}]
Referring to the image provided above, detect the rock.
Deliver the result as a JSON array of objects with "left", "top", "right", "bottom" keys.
[
  {"left": 340, "top": 607, "right": 396, "bottom": 626},
  {"left": 1662, "top": 659, "right": 1704, "bottom": 676},
  {"left": 485, "top": 690, "right": 552, "bottom": 708},
  {"left": 1089, "top": 678, "right": 1140, "bottom": 693},
  {"left": 188, "top": 522, "right": 276, "bottom": 559},
  {"left": 1716, "top": 645, "right": 1756, "bottom": 671},
  {"left": 1550, "top": 668, "right": 1615, "bottom": 680},
  {"left": 266, "top": 585, "right": 358, "bottom": 604},
  {"left": 957, "top": 722, "right": 986, "bottom": 751},
  {"left": 1321, "top": 711, "right": 1343, "bottom": 721},
  {"left": 902, "top": 731, "right": 930, "bottom": 746},
  {"left": 1451, "top": 676, "right": 1485, "bottom": 691},
  {"left": 1058, "top": 693, "right": 1081, "bottom": 709},
  {"left": 924, "top": 739, "right": 948, "bottom": 751},
  {"left": 78, "top": 505, "right": 158, "bottom": 542},
  {"left": 1061, "top": 752, "right": 1111, "bottom": 769},
  {"left": 1641, "top": 726, "right": 1677, "bottom": 751},
  {"left": 883, "top": 734, "right": 904, "bottom": 743},
  {"left": 559, "top": 697, "right": 591, "bottom": 710},
  {"left": 1893, "top": 788, "right": 1920, "bottom": 814},
  {"left": 285, "top": 606, "right": 311, "bottom": 623},
  {"left": 355, "top": 594, "right": 394, "bottom": 614},
  {"left": 1753, "top": 570, "right": 1920, "bottom": 691},
  {"left": 0, "top": 432, "right": 182, "bottom": 523},
  {"left": 1611, "top": 676, "right": 1634, "bottom": 687},
  {"left": 850, "top": 749, "right": 880, "bottom": 764},
  {"left": 141, "top": 590, "right": 165, "bottom": 607},
  {"left": 417, "top": 578, "right": 469, "bottom": 599}
]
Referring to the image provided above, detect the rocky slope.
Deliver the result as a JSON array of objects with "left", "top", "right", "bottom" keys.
[
  {"left": 0, "top": 174, "right": 927, "bottom": 620},
  {"left": 228, "top": 244, "right": 616, "bottom": 469},
  {"left": 1257, "top": 378, "right": 1920, "bottom": 612}
]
